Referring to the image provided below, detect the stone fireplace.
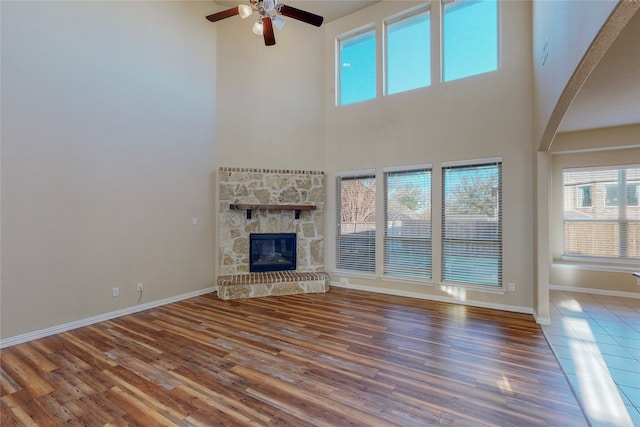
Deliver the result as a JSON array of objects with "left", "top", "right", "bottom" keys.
[{"left": 216, "top": 167, "right": 329, "bottom": 299}]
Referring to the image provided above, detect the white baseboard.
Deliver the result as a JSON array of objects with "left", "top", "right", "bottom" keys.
[
  {"left": 549, "top": 284, "right": 640, "bottom": 299},
  {"left": 330, "top": 282, "right": 535, "bottom": 317},
  {"left": 533, "top": 310, "right": 551, "bottom": 326},
  {"left": 0, "top": 287, "right": 217, "bottom": 349}
]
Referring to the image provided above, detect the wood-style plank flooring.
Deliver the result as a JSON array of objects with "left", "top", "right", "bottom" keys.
[{"left": 1, "top": 288, "right": 587, "bottom": 426}]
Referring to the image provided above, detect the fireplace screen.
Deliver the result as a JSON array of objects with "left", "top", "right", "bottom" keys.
[{"left": 249, "top": 233, "right": 297, "bottom": 273}]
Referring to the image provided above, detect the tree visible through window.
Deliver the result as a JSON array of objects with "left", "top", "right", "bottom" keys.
[
  {"left": 442, "top": 160, "right": 502, "bottom": 286},
  {"left": 336, "top": 174, "right": 376, "bottom": 272},
  {"left": 384, "top": 167, "right": 432, "bottom": 279}
]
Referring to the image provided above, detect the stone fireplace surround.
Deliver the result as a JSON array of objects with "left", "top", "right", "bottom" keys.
[{"left": 216, "top": 167, "right": 329, "bottom": 299}]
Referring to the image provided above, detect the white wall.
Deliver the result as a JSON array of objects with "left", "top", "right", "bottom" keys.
[
  {"left": 323, "top": 1, "right": 535, "bottom": 311},
  {"left": 1, "top": 1, "right": 218, "bottom": 340}
]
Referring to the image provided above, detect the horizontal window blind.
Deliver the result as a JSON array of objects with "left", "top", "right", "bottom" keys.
[
  {"left": 384, "top": 168, "right": 432, "bottom": 279},
  {"left": 563, "top": 166, "right": 640, "bottom": 260},
  {"left": 442, "top": 161, "right": 502, "bottom": 286},
  {"left": 336, "top": 174, "right": 376, "bottom": 272}
]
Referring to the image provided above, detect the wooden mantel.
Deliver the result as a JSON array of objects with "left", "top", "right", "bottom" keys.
[{"left": 229, "top": 203, "right": 316, "bottom": 219}]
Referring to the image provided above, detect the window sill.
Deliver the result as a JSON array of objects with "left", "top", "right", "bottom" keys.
[
  {"left": 333, "top": 270, "right": 377, "bottom": 281},
  {"left": 553, "top": 260, "right": 639, "bottom": 274},
  {"left": 382, "top": 275, "right": 434, "bottom": 286},
  {"left": 439, "top": 281, "right": 506, "bottom": 295}
]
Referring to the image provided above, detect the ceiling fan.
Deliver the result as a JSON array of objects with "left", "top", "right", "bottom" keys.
[{"left": 206, "top": 0, "right": 323, "bottom": 46}]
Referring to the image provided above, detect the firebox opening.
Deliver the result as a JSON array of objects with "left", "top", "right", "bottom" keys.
[{"left": 249, "top": 233, "right": 297, "bottom": 273}]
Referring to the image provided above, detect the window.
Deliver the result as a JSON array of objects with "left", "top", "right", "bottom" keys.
[
  {"left": 563, "top": 166, "right": 640, "bottom": 260},
  {"left": 385, "top": 6, "right": 431, "bottom": 95},
  {"left": 442, "top": 0, "right": 498, "bottom": 82},
  {"left": 336, "top": 173, "right": 376, "bottom": 272},
  {"left": 338, "top": 27, "right": 376, "bottom": 106},
  {"left": 579, "top": 185, "right": 592, "bottom": 207},
  {"left": 605, "top": 182, "right": 639, "bottom": 207},
  {"left": 442, "top": 159, "right": 502, "bottom": 286},
  {"left": 384, "top": 167, "right": 432, "bottom": 279}
]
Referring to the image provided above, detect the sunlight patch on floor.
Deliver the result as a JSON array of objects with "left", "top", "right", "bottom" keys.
[{"left": 566, "top": 317, "right": 633, "bottom": 427}]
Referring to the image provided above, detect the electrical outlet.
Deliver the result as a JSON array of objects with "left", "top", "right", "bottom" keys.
[
  {"left": 113, "top": 287, "right": 120, "bottom": 297},
  {"left": 137, "top": 282, "right": 143, "bottom": 292},
  {"left": 508, "top": 282, "right": 516, "bottom": 292}
]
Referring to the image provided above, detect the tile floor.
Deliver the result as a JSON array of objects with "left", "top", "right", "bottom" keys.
[{"left": 544, "top": 290, "right": 640, "bottom": 427}]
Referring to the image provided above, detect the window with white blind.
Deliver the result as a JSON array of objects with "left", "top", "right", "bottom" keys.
[
  {"left": 384, "top": 167, "right": 432, "bottom": 279},
  {"left": 563, "top": 166, "right": 640, "bottom": 261},
  {"left": 442, "top": 159, "right": 502, "bottom": 286},
  {"left": 336, "top": 173, "right": 376, "bottom": 273}
]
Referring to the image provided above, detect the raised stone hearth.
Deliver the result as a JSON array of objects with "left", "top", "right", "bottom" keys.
[{"left": 217, "top": 271, "right": 329, "bottom": 300}]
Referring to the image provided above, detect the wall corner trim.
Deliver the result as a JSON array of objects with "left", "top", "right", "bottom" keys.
[{"left": 533, "top": 310, "right": 551, "bottom": 326}]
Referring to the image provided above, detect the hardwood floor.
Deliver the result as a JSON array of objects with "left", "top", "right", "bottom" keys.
[{"left": 1, "top": 288, "right": 587, "bottom": 426}]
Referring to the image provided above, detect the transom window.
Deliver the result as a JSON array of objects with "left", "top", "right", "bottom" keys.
[
  {"left": 563, "top": 166, "right": 640, "bottom": 260},
  {"left": 338, "top": 27, "right": 376, "bottom": 106},
  {"left": 337, "top": 1, "right": 499, "bottom": 105},
  {"left": 442, "top": 0, "right": 499, "bottom": 82},
  {"left": 385, "top": 6, "right": 431, "bottom": 95}
]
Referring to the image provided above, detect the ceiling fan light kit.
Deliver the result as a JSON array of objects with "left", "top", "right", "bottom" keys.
[{"left": 206, "top": 0, "right": 324, "bottom": 46}]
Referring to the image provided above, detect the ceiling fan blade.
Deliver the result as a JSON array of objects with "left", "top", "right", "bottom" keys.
[
  {"left": 206, "top": 7, "right": 239, "bottom": 23},
  {"left": 263, "top": 17, "right": 276, "bottom": 46},
  {"left": 278, "top": 4, "right": 323, "bottom": 27}
]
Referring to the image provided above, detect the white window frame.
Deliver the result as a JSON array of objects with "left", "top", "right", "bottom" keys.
[
  {"left": 441, "top": 0, "right": 500, "bottom": 82},
  {"left": 335, "top": 170, "right": 377, "bottom": 275},
  {"left": 336, "top": 24, "right": 376, "bottom": 107},
  {"left": 383, "top": 4, "right": 431, "bottom": 96},
  {"left": 441, "top": 157, "right": 503, "bottom": 288},
  {"left": 383, "top": 164, "right": 433, "bottom": 282},
  {"left": 563, "top": 165, "right": 640, "bottom": 263}
]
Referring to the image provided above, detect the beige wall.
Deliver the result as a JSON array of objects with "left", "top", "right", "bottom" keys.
[
  {"left": 532, "top": 0, "right": 617, "bottom": 148},
  {"left": 550, "top": 125, "right": 640, "bottom": 294},
  {"left": 213, "top": 9, "right": 326, "bottom": 171},
  {"left": 322, "top": 1, "right": 535, "bottom": 311},
  {"left": 1, "top": 1, "right": 218, "bottom": 340}
]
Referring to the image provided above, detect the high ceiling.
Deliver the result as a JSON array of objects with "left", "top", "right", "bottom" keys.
[
  {"left": 214, "top": 1, "right": 379, "bottom": 23},
  {"left": 214, "top": 1, "right": 639, "bottom": 134},
  {"left": 558, "top": 8, "right": 640, "bottom": 132}
]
